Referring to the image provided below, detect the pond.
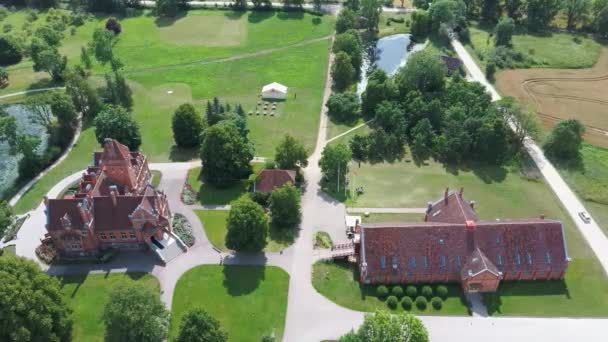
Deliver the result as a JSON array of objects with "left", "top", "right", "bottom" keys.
[
  {"left": 357, "top": 33, "right": 427, "bottom": 95},
  {"left": 0, "top": 104, "right": 49, "bottom": 198}
]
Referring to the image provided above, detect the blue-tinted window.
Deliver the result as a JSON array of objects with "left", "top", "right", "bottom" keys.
[
  {"left": 455, "top": 255, "right": 461, "bottom": 267},
  {"left": 422, "top": 256, "right": 428, "bottom": 269},
  {"left": 380, "top": 256, "right": 386, "bottom": 269},
  {"left": 526, "top": 252, "right": 532, "bottom": 265},
  {"left": 515, "top": 253, "right": 521, "bottom": 265},
  {"left": 440, "top": 255, "right": 446, "bottom": 267},
  {"left": 392, "top": 256, "right": 398, "bottom": 268},
  {"left": 410, "top": 256, "right": 416, "bottom": 269},
  {"left": 545, "top": 253, "right": 552, "bottom": 264},
  {"left": 497, "top": 254, "right": 502, "bottom": 266}
]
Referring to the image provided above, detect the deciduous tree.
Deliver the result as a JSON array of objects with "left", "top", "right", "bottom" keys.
[
  {"left": 526, "top": 0, "right": 562, "bottom": 31},
  {"left": 94, "top": 105, "right": 142, "bottom": 150},
  {"left": 395, "top": 50, "right": 446, "bottom": 95},
  {"left": 172, "top": 103, "right": 204, "bottom": 148},
  {"left": 0, "top": 256, "right": 73, "bottom": 342},
  {"left": 349, "top": 134, "right": 370, "bottom": 166},
  {"left": 225, "top": 196, "right": 269, "bottom": 252},
  {"left": 332, "top": 51, "right": 356, "bottom": 91},
  {"left": 332, "top": 30, "right": 363, "bottom": 75},
  {"left": 175, "top": 308, "right": 228, "bottom": 342},
  {"left": 319, "top": 143, "right": 351, "bottom": 188},
  {"left": 480, "top": 0, "right": 501, "bottom": 23},
  {"left": 156, "top": 0, "right": 186, "bottom": 17},
  {"left": 505, "top": 0, "right": 524, "bottom": 19},
  {"left": 336, "top": 7, "right": 357, "bottom": 33},
  {"left": 200, "top": 121, "right": 254, "bottom": 187},
  {"left": 269, "top": 184, "right": 301, "bottom": 229},
  {"left": 494, "top": 17, "right": 515, "bottom": 46},
  {"left": 275, "top": 134, "right": 308, "bottom": 169},
  {"left": 543, "top": 119, "right": 586, "bottom": 162},
  {"left": 64, "top": 66, "right": 102, "bottom": 119},
  {"left": 103, "top": 282, "right": 169, "bottom": 342},
  {"left": 326, "top": 91, "right": 360, "bottom": 122},
  {"left": 339, "top": 310, "right": 429, "bottom": 342},
  {"left": 0, "top": 35, "right": 22, "bottom": 65},
  {"left": 360, "top": 0, "right": 382, "bottom": 31},
  {"left": 0, "top": 200, "right": 13, "bottom": 238},
  {"left": 564, "top": 0, "right": 591, "bottom": 30}
]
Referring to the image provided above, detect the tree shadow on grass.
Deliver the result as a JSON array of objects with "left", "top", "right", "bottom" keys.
[
  {"left": 248, "top": 10, "right": 275, "bottom": 24},
  {"left": 222, "top": 264, "right": 266, "bottom": 296},
  {"left": 154, "top": 12, "right": 188, "bottom": 27},
  {"left": 169, "top": 145, "right": 199, "bottom": 162},
  {"left": 57, "top": 274, "right": 88, "bottom": 299},
  {"left": 277, "top": 10, "right": 304, "bottom": 20},
  {"left": 25, "top": 78, "right": 57, "bottom": 92},
  {"left": 269, "top": 224, "right": 298, "bottom": 247},
  {"left": 442, "top": 160, "right": 508, "bottom": 184},
  {"left": 224, "top": 10, "right": 247, "bottom": 20}
]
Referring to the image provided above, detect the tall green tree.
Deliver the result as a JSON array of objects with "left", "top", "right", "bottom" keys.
[
  {"left": 564, "top": 0, "right": 591, "bottom": 30},
  {"left": 543, "top": 119, "right": 586, "bottom": 162},
  {"left": 103, "top": 282, "right": 169, "bottom": 342},
  {"left": 395, "top": 50, "right": 446, "bottom": 95},
  {"left": 494, "top": 17, "right": 515, "bottom": 46},
  {"left": 269, "top": 184, "right": 301, "bottom": 229},
  {"left": 596, "top": 4, "right": 608, "bottom": 36},
  {"left": 31, "top": 44, "right": 66, "bottom": 82},
  {"left": 336, "top": 7, "right": 357, "bottom": 33},
  {"left": 94, "top": 105, "right": 142, "bottom": 150},
  {"left": 332, "top": 51, "right": 356, "bottom": 91},
  {"left": 103, "top": 71, "right": 133, "bottom": 110},
  {"left": 64, "top": 67, "right": 102, "bottom": 119},
  {"left": 319, "top": 143, "right": 351, "bottom": 189},
  {"left": 275, "top": 134, "right": 308, "bottom": 169},
  {"left": 526, "top": 0, "right": 562, "bottom": 31},
  {"left": 200, "top": 121, "right": 254, "bottom": 187},
  {"left": 409, "top": 118, "right": 435, "bottom": 164},
  {"left": 172, "top": 103, "right": 204, "bottom": 148},
  {"left": 332, "top": 30, "right": 363, "bottom": 76},
  {"left": 505, "top": 0, "right": 523, "bottom": 19},
  {"left": 349, "top": 134, "right": 370, "bottom": 166},
  {"left": 360, "top": 0, "right": 382, "bottom": 31},
  {"left": 34, "top": 25, "right": 63, "bottom": 47},
  {"left": 0, "top": 256, "right": 73, "bottom": 342},
  {"left": 326, "top": 91, "right": 360, "bottom": 122},
  {"left": 410, "top": 10, "right": 432, "bottom": 38},
  {"left": 89, "top": 28, "right": 121, "bottom": 69},
  {"left": 225, "top": 196, "right": 269, "bottom": 252},
  {"left": 480, "top": 0, "right": 501, "bottom": 23},
  {"left": 0, "top": 200, "right": 13, "bottom": 239},
  {"left": 0, "top": 35, "right": 22, "bottom": 66},
  {"left": 498, "top": 97, "right": 539, "bottom": 147},
  {"left": 361, "top": 69, "right": 396, "bottom": 119},
  {"left": 156, "top": 0, "right": 187, "bottom": 17},
  {"left": 175, "top": 308, "right": 227, "bottom": 342},
  {"left": 80, "top": 45, "right": 92, "bottom": 70},
  {"left": 339, "top": 311, "right": 429, "bottom": 342}
]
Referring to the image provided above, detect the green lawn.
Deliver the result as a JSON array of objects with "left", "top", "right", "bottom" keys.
[
  {"left": 171, "top": 265, "right": 289, "bottom": 342},
  {"left": 187, "top": 163, "right": 263, "bottom": 205},
  {"left": 466, "top": 23, "right": 602, "bottom": 70},
  {"left": 312, "top": 260, "right": 470, "bottom": 315},
  {"left": 1, "top": 245, "right": 16, "bottom": 256},
  {"left": 151, "top": 170, "right": 162, "bottom": 188},
  {"left": 58, "top": 273, "right": 159, "bottom": 342},
  {"left": 194, "top": 209, "right": 292, "bottom": 252},
  {"left": 9, "top": 9, "right": 332, "bottom": 212},
  {"left": 378, "top": 12, "right": 411, "bottom": 38},
  {"left": 558, "top": 144, "right": 608, "bottom": 236},
  {"left": 484, "top": 259, "right": 608, "bottom": 317}
]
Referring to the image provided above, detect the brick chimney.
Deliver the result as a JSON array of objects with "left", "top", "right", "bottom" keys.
[
  {"left": 540, "top": 214, "right": 545, "bottom": 220},
  {"left": 444, "top": 187, "right": 449, "bottom": 204}
]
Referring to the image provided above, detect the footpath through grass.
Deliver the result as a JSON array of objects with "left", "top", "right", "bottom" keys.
[
  {"left": 194, "top": 209, "right": 292, "bottom": 252},
  {"left": 171, "top": 265, "right": 289, "bottom": 342},
  {"left": 313, "top": 260, "right": 470, "bottom": 315},
  {"left": 58, "top": 273, "right": 159, "bottom": 342},
  {"left": 466, "top": 23, "right": 602, "bottom": 70}
]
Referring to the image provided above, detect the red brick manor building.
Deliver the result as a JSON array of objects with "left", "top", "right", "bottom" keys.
[
  {"left": 43, "top": 139, "right": 186, "bottom": 262},
  {"left": 354, "top": 188, "right": 571, "bottom": 293}
]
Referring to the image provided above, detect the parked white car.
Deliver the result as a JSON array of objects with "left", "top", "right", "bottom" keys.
[{"left": 578, "top": 211, "right": 591, "bottom": 224}]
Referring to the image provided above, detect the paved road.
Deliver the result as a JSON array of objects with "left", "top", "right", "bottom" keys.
[{"left": 452, "top": 39, "right": 608, "bottom": 275}]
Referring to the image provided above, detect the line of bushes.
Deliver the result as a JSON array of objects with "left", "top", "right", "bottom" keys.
[{"left": 377, "top": 284, "right": 449, "bottom": 311}]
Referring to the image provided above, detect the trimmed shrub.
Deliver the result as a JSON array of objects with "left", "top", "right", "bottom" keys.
[
  {"left": 436, "top": 285, "right": 448, "bottom": 299},
  {"left": 391, "top": 285, "right": 404, "bottom": 298},
  {"left": 0, "top": 35, "right": 22, "bottom": 65},
  {"left": 406, "top": 285, "right": 417, "bottom": 298},
  {"left": 431, "top": 296, "right": 443, "bottom": 309},
  {"left": 376, "top": 285, "right": 389, "bottom": 298},
  {"left": 386, "top": 295, "right": 398, "bottom": 309},
  {"left": 401, "top": 296, "right": 413, "bottom": 310},
  {"left": 105, "top": 17, "right": 122, "bottom": 35},
  {"left": 415, "top": 296, "right": 427, "bottom": 310},
  {"left": 421, "top": 285, "right": 433, "bottom": 298}
]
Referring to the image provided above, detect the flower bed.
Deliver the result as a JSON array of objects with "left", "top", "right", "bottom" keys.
[{"left": 173, "top": 213, "right": 195, "bottom": 247}]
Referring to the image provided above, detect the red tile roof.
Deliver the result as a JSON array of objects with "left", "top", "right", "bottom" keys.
[
  {"left": 254, "top": 169, "right": 296, "bottom": 193},
  {"left": 359, "top": 189, "right": 570, "bottom": 285}
]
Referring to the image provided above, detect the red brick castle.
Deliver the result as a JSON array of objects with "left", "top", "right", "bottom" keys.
[{"left": 44, "top": 139, "right": 186, "bottom": 262}]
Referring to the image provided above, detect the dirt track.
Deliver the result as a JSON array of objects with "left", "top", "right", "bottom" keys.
[{"left": 496, "top": 48, "right": 608, "bottom": 148}]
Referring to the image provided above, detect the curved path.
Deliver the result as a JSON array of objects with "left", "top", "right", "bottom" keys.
[{"left": 0, "top": 86, "right": 65, "bottom": 100}]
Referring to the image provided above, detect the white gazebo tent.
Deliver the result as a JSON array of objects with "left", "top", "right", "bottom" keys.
[{"left": 261, "top": 82, "right": 288, "bottom": 100}]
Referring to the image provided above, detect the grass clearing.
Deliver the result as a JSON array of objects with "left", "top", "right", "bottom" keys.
[
  {"left": 58, "top": 273, "right": 159, "bottom": 342},
  {"left": 187, "top": 163, "right": 264, "bottom": 205},
  {"left": 158, "top": 14, "right": 246, "bottom": 46},
  {"left": 312, "top": 260, "right": 470, "bottom": 315},
  {"left": 171, "top": 265, "right": 289, "bottom": 341},
  {"left": 378, "top": 12, "right": 411, "bottom": 38},
  {"left": 1, "top": 245, "right": 16, "bottom": 256},
  {"left": 194, "top": 209, "right": 292, "bottom": 252},
  {"left": 466, "top": 23, "right": 602, "bottom": 70}
]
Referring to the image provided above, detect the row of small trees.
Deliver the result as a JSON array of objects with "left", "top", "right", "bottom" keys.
[{"left": 0, "top": 255, "right": 229, "bottom": 342}]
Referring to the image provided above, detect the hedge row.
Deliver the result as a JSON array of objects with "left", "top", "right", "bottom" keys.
[{"left": 377, "top": 284, "right": 450, "bottom": 311}]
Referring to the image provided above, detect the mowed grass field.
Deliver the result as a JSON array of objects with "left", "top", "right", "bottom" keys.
[
  {"left": 466, "top": 23, "right": 602, "bottom": 70},
  {"left": 7, "top": 9, "right": 333, "bottom": 213},
  {"left": 171, "top": 265, "right": 289, "bottom": 342},
  {"left": 496, "top": 48, "right": 608, "bottom": 148},
  {"left": 57, "top": 273, "right": 159, "bottom": 342}
]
